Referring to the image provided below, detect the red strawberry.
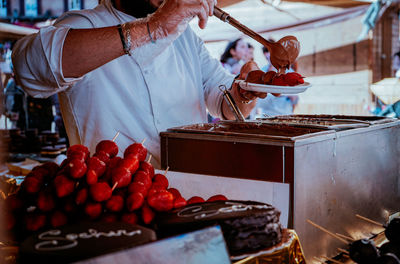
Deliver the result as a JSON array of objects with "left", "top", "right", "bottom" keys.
[
  {"left": 141, "top": 203, "right": 155, "bottom": 225},
  {"left": 104, "top": 156, "right": 122, "bottom": 182},
  {"left": 153, "top": 174, "right": 169, "bottom": 189},
  {"left": 139, "top": 161, "right": 155, "bottom": 179},
  {"left": 75, "top": 188, "right": 88, "bottom": 205},
  {"left": 105, "top": 195, "right": 124, "bottom": 212},
  {"left": 147, "top": 184, "right": 166, "bottom": 197},
  {"left": 50, "top": 211, "right": 68, "bottom": 227},
  {"left": 37, "top": 189, "right": 56, "bottom": 212},
  {"left": 126, "top": 192, "right": 145, "bottom": 211},
  {"left": 94, "top": 150, "right": 110, "bottom": 164},
  {"left": 271, "top": 75, "right": 288, "bottom": 86},
  {"left": 187, "top": 196, "right": 205, "bottom": 205},
  {"left": 128, "top": 181, "right": 149, "bottom": 196},
  {"left": 111, "top": 167, "right": 132, "bottom": 189},
  {"left": 54, "top": 175, "right": 75, "bottom": 198},
  {"left": 167, "top": 188, "right": 181, "bottom": 199},
  {"left": 25, "top": 213, "right": 46, "bottom": 231},
  {"left": 121, "top": 212, "right": 138, "bottom": 225},
  {"left": 86, "top": 156, "right": 106, "bottom": 185},
  {"left": 174, "top": 197, "right": 187, "bottom": 208},
  {"left": 147, "top": 190, "right": 174, "bottom": 212},
  {"left": 119, "top": 155, "right": 139, "bottom": 174},
  {"left": 283, "top": 72, "right": 304, "bottom": 86},
  {"left": 22, "top": 175, "right": 43, "bottom": 194},
  {"left": 133, "top": 171, "right": 152, "bottom": 188},
  {"left": 95, "top": 140, "right": 118, "bottom": 158},
  {"left": 90, "top": 182, "right": 112, "bottom": 202},
  {"left": 207, "top": 194, "right": 228, "bottom": 202},
  {"left": 124, "top": 143, "right": 147, "bottom": 162},
  {"left": 68, "top": 158, "right": 87, "bottom": 179},
  {"left": 85, "top": 202, "right": 102, "bottom": 219},
  {"left": 101, "top": 213, "right": 118, "bottom": 223},
  {"left": 67, "top": 144, "right": 89, "bottom": 160}
]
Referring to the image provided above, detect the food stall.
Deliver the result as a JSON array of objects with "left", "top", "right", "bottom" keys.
[{"left": 160, "top": 116, "right": 400, "bottom": 260}]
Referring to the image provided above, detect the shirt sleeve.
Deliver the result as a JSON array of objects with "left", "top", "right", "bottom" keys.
[
  {"left": 195, "top": 33, "right": 235, "bottom": 119},
  {"left": 11, "top": 13, "right": 93, "bottom": 98}
]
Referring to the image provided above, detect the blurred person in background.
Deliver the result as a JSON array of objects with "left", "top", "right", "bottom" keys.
[
  {"left": 220, "top": 38, "right": 249, "bottom": 75},
  {"left": 245, "top": 43, "right": 254, "bottom": 61}
]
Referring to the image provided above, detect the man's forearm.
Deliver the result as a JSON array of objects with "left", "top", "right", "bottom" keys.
[
  {"left": 62, "top": 21, "right": 150, "bottom": 78},
  {"left": 221, "top": 85, "right": 257, "bottom": 120}
]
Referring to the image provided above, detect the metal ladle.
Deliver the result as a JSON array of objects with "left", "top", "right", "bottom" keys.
[{"left": 213, "top": 6, "right": 300, "bottom": 71}]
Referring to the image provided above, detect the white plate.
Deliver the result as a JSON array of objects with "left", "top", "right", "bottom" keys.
[{"left": 235, "top": 80, "right": 311, "bottom": 94}]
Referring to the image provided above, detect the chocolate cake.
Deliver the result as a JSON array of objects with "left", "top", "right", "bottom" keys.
[
  {"left": 154, "top": 200, "right": 282, "bottom": 255},
  {"left": 19, "top": 222, "right": 156, "bottom": 263}
]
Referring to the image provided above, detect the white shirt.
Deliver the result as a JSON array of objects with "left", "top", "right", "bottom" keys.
[{"left": 12, "top": 3, "right": 234, "bottom": 168}]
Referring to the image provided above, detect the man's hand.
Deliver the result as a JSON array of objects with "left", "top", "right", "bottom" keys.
[
  {"left": 150, "top": 0, "right": 216, "bottom": 39},
  {"left": 236, "top": 61, "right": 268, "bottom": 102}
]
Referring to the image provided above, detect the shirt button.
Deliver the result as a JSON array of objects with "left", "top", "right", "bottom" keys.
[
  {"left": 144, "top": 70, "right": 149, "bottom": 74},
  {"left": 156, "top": 119, "right": 161, "bottom": 125}
]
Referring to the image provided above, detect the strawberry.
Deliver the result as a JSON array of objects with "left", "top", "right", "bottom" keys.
[
  {"left": 68, "top": 158, "right": 87, "bottom": 179},
  {"left": 187, "top": 196, "right": 205, "bottom": 205},
  {"left": 283, "top": 72, "right": 304, "bottom": 86},
  {"left": 90, "top": 182, "right": 112, "bottom": 202},
  {"left": 95, "top": 140, "right": 118, "bottom": 158},
  {"left": 173, "top": 196, "right": 187, "bottom": 208},
  {"left": 121, "top": 212, "right": 138, "bottom": 225},
  {"left": 207, "top": 194, "right": 228, "bottom": 202},
  {"left": 50, "top": 211, "right": 68, "bottom": 227},
  {"left": 54, "top": 175, "right": 75, "bottom": 198},
  {"left": 85, "top": 202, "right": 103, "bottom": 219},
  {"left": 271, "top": 75, "right": 288, "bottom": 86},
  {"left": 141, "top": 203, "right": 155, "bottom": 224},
  {"left": 105, "top": 195, "right": 124, "bottom": 212},
  {"left": 124, "top": 143, "right": 147, "bottom": 162},
  {"left": 128, "top": 181, "right": 149, "bottom": 196},
  {"left": 153, "top": 174, "right": 169, "bottom": 189},
  {"left": 126, "top": 192, "right": 145, "bottom": 211},
  {"left": 147, "top": 190, "right": 174, "bottom": 212},
  {"left": 75, "top": 188, "right": 88, "bottom": 205}
]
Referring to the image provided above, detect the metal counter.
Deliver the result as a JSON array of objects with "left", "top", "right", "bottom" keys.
[{"left": 160, "top": 117, "right": 400, "bottom": 261}]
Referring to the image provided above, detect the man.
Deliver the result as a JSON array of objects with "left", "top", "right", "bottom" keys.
[{"left": 12, "top": 0, "right": 265, "bottom": 168}]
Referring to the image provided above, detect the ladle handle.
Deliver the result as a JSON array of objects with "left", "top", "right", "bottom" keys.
[{"left": 213, "top": 6, "right": 271, "bottom": 48}]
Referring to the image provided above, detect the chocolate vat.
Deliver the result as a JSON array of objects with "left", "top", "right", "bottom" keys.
[{"left": 160, "top": 118, "right": 400, "bottom": 260}]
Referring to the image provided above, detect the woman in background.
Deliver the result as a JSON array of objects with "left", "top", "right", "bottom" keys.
[{"left": 220, "top": 38, "right": 249, "bottom": 75}]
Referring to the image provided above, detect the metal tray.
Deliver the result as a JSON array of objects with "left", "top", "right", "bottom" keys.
[
  {"left": 166, "top": 121, "right": 333, "bottom": 141},
  {"left": 255, "top": 115, "right": 396, "bottom": 130}
]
